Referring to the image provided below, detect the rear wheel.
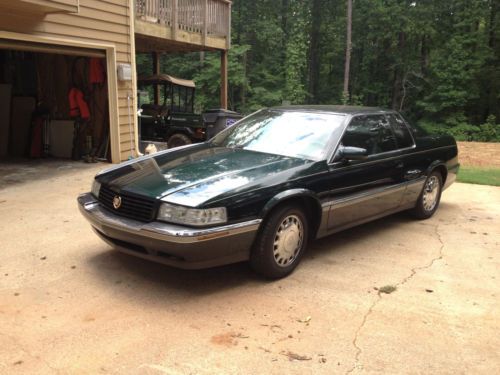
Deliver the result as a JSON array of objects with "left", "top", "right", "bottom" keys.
[
  {"left": 167, "top": 133, "right": 192, "bottom": 149},
  {"left": 250, "top": 204, "right": 309, "bottom": 279},
  {"left": 411, "top": 171, "right": 443, "bottom": 219}
]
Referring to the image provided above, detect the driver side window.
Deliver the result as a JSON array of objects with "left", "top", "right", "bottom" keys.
[{"left": 342, "top": 115, "right": 397, "bottom": 156}]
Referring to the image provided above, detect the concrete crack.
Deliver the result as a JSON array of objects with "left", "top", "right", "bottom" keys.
[
  {"left": 346, "top": 224, "right": 445, "bottom": 374},
  {"left": 398, "top": 224, "right": 445, "bottom": 288},
  {"left": 346, "top": 294, "right": 381, "bottom": 374}
]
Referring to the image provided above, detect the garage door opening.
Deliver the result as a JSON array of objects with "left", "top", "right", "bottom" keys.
[{"left": 0, "top": 45, "right": 112, "bottom": 164}]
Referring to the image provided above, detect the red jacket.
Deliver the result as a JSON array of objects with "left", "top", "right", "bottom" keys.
[{"left": 68, "top": 88, "right": 90, "bottom": 119}]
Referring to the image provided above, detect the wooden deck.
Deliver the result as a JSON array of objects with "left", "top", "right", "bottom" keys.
[{"left": 134, "top": 0, "right": 231, "bottom": 52}]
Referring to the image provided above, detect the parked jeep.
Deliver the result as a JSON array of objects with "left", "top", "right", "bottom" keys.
[{"left": 138, "top": 74, "right": 242, "bottom": 150}]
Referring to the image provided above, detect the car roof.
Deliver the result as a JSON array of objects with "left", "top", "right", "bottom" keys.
[{"left": 270, "top": 105, "right": 393, "bottom": 115}]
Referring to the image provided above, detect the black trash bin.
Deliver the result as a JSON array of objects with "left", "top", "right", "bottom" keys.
[{"left": 203, "top": 109, "right": 243, "bottom": 139}]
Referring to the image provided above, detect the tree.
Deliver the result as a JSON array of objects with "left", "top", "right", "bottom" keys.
[
  {"left": 343, "top": 0, "right": 353, "bottom": 102},
  {"left": 135, "top": 0, "right": 500, "bottom": 140}
]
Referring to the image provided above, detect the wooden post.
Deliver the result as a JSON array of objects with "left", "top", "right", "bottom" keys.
[
  {"left": 202, "top": 0, "right": 208, "bottom": 46},
  {"left": 226, "top": 1, "right": 231, "bottom": 49},
  {"left": 172, "top": 0, "right": 178, "bottom": 40},
  {"left": 220, "top": 49, "right": 228, "bottom": 109},
  {"left": 153, "top": 51, "right": 161, "bottom": 105}
]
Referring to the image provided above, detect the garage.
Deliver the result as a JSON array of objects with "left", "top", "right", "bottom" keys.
[{"left": 0, "top": 40, "right": 112, "bottom": 163}]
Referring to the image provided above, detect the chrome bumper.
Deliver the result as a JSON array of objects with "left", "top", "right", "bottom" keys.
[{"left": 78, "top": 193, "right": 261, "bottom": 269}]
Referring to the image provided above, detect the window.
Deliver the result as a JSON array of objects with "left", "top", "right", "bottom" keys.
[
  {"left": 342, "top": 115, "right": 397, "bottom": 155},
  {"left": 386, "top": 114, "right": 414, "bottom": 148},
  {"left": 212, "top": 110, "right": 346, "bottom": 161}
]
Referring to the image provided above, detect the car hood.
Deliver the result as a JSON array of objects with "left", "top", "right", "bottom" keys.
[{"left": 98, "top": 144, "right": 313, "bottom": 207}]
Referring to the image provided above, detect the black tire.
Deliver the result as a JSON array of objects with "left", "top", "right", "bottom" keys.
[
  {"left": 411, "top": 171, "right": 443, "bottom": 219},
  {"left": 250, "top": 204, "right": 309, "bottom": 279},
  {"left": 167, "top": 133, "right": 192, "bottom": 149}
]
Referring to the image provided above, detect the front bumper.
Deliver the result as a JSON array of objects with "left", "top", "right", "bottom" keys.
[{"left": 78, "top": 193, "right": 261, "bottom": 269}]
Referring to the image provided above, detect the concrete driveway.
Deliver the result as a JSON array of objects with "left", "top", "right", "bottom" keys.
[{"left": 1, "top": 161, "right": 499, "bottom": 374}]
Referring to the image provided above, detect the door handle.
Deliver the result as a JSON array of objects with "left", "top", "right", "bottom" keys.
[
  {"left": 405, "top": 169, "right": 422, "bottom": 179},
  {"left": 406, "top": 169, "right": 421, "bottom": 175}
]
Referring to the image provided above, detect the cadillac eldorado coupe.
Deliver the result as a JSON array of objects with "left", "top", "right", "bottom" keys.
[{"left": 78, "top": 106, "right": 459, "bottom": 278}]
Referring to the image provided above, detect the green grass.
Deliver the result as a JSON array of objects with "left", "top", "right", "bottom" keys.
[{"left": 457, "top": 167, "right": 500, "bottom": 186}]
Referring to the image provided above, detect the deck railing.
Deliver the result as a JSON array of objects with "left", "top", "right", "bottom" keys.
[{"left": 136, "top": 0, "right": 231, "bottom": 46}]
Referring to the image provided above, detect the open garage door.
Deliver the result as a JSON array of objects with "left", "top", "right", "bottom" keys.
[{"left": 0, "top": 39, "right": 112, "bottom": 163}]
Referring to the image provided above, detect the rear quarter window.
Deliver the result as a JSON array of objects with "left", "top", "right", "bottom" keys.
[{"left": 386, "top": 114, "right": 415, "bottom": 148}]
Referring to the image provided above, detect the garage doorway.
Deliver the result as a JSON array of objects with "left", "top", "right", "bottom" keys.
[{"left": 0, "top": 42, "right": 112, "bottom": 163}]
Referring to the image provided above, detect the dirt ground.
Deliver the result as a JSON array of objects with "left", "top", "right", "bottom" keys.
[
  {"left": 457, "top": 141, "right": 500, "bottom": 167},
  {"left": 0, "top": 160, "right": 499, "bottom": 374}
]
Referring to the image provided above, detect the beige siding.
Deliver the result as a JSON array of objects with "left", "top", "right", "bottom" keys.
[{"left": 0, "top": 0, "right": 138, "bottom": 162}]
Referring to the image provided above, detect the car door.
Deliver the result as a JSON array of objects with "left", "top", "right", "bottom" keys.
[
  {"left": 324, "top": 114, "right": 406, "bottom": 230},
  {"left": 385, "top": 113, "right": 427, "bottom": 206}
]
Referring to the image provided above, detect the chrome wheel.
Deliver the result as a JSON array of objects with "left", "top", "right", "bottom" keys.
[
  {"left": 273, "top": 215, "right": 304, "bottom": 267},
  {"left": 422, "top": 175, "right": 440, "bottom": 212}
]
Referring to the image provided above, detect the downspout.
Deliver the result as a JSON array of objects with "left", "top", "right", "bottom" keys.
[{"left": 127, "top": 0, "right": 140, "bottom": 158}]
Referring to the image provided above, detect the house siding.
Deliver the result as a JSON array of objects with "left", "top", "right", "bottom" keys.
[{"left": 0, "top": 0, "right": 138, "bottom": 162}]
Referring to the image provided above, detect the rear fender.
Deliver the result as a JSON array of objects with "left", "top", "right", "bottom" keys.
[
  {"left": 166, "top": 127, "right": 195, "bottom": 139},
  {"left": 426, "top": 160, "right": 448, "bottom": 184}
]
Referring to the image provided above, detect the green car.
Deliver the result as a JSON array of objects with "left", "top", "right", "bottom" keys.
[{"left": 78, "top": 106, "right": 459, "bottom": 278}]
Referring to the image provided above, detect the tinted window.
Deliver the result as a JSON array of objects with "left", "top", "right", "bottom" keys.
[
  {"left": 342, "top": 115, "right": 397, "bottom": 155},
  {"left": 386, "top": 114, "right": 414, "bottom": 148}
]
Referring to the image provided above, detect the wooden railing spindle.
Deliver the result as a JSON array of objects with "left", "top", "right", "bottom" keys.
[{"left": 136, "top": 0, "right": 230, "bottom": 44}]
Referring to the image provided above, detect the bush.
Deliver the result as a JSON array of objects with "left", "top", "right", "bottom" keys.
[{"left": 418, "top": 115, "right": 499, "bottom": 142}]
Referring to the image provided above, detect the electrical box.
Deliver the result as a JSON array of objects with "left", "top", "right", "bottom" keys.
[{"left": 117, "top": 63, "right": 132, "bottom": 81}]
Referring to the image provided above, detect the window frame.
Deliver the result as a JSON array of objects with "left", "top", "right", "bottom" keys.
[
  {"left": 384, "top": 112, "right": 416, "bottom": 150},
  {"left": 328, "top": 111, "right": 417, "bottom": 165}
]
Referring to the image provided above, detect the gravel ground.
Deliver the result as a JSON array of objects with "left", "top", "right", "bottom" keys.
[{"left": 0, "top": 160, "right": 499, "bottom": 374}]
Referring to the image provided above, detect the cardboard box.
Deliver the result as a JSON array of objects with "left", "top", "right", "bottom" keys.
[{"left": 9, "top": 97, "right": 36, "bottom": 157}]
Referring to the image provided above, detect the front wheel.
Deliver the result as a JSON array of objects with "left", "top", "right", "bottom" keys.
[
  {"left": 167, "top": 133, "right": 192, "bottom": 149},
  {"left": 411, "top": 171, "right": 443, "bottom": 219},
  {"left": 250, "top": 204, "right": 309, "bottom": 279}
]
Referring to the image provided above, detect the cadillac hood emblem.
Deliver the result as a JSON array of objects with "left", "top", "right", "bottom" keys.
[{"left": 112, "top": 195, "right": 122, "bottom": 209}]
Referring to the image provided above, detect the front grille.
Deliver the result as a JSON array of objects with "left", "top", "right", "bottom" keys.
[{"left": 98, "top": 185, "right": 157, "bottom": 222}]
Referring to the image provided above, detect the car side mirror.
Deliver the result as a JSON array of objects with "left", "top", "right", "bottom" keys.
[{"left": 339, "top": 146, "right": 368, "bottom": 161}]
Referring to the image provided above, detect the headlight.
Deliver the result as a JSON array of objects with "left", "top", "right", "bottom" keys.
[
  {"left": 91, "top": 179, "right": 101, "bottom": 198},
  {"left": 157, "top": 203, "right": 227, "bottom": 226}
]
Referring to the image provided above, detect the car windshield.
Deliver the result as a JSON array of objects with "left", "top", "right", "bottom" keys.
[{"left": 211, "top": 109, "right": 346, "bottom": 161}]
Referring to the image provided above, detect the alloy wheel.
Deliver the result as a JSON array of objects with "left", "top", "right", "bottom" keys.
[{"left": 422, "top": 175, "right": 440, "bottom": 212}]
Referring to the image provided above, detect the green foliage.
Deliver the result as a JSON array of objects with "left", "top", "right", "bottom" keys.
[
  {"left": 136, "top": 0, "right": 500, "bottom": 137},
  {"left": 418, "top": 115, "right": 499, "bottom": 142},
  {"left": 283, "top": 0, "right": 310, "bottom": 104}
]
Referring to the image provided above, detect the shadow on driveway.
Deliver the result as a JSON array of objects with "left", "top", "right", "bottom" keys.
[{"left": 83, "top": 207, "right": 458, "bottom": 301}]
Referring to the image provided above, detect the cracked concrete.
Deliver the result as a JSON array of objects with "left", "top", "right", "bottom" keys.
[
  {"left": 346, "top": 224, "right": 447, "bottom": 374},
  {"left": 0, "top": 160, "right": 499, "bottom": 374}
]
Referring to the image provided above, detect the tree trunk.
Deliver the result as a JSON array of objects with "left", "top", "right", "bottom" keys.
[
  {"left": 343, "top": 0, "right": 353, "bottom": 101},
  {"left": 392, "top": 32, "right": 406, "bottom": 110},
  {"left": 308, "top": 0, "right": 322, "bottom": 104},
  {"left": 282, "top": 0, "right": 289, "bottom": 82},
  {"left": 420, "top": 35, "right": 430, "bottom": 75}
]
